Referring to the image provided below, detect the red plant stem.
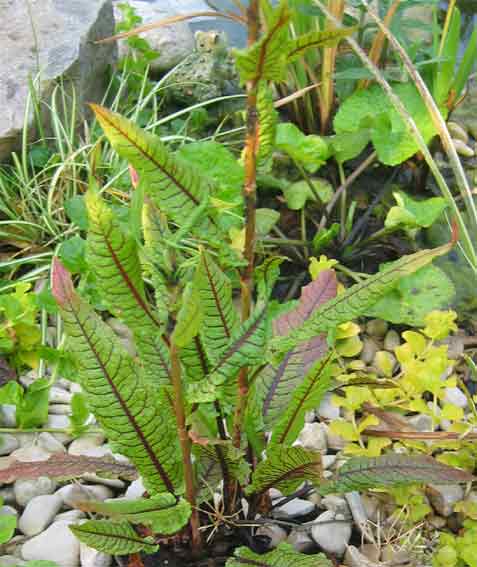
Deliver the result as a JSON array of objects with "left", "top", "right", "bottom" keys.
[
  {"left": 170, "top": 341, "right": 202, "bottom": 554},
  {"left": 233, "top": 0, "right": 260, "bottom": 450}
]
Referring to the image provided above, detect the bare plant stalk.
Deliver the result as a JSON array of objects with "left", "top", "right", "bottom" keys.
[
  {"left": 233, "top": 0, "right": 260, "bottom": 449},
  {"left": 170, "top": 341, "right": 201, "bottom": 554},
  {"left": 320, "top": 0, "right": 344, "bottom": 133}
]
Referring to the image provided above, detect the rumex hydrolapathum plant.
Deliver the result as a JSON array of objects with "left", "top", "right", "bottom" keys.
[{"left": 44, "top": 2, "right": 473, "bottom": 564}]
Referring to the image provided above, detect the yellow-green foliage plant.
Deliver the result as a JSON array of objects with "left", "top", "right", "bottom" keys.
[{"left": 3, "top": 1, "right": 473, "bottom": 564}]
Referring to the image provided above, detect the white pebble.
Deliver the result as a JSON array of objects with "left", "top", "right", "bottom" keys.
[
  {"left": 317, "top": 393, "right": 340, "bottom": 421},
  {"left": 255, "top": 524, "right": 287, "bottom": 549},
  {"left": 55, "top": 509, "right": 86, "bottom": 522},
  {"left": 444, "top": 386, "right": 468, "bottom": 409},
  {"left": 272, "top": 498, "right": 315, "bottom": 519},
  {"left": 48, "top": 404, "right": 72, "bottom": 415},
  {"left": 0, "top": 505, "right": 18, "bottom": 519},
  {"left": 80, "top": 543, "right": 112, "bottom": 567},
  {"left": 14, "top": 477, "right": 57, "bottom": 507},
  {"left": 0, "top": 405, "right": 17, "bottom": 427},
  {"left": 21, "top": 521, "right": 80, "bottom": 566},
  {"left": 287, "top": 529, "right": 315, "bottom": 553},
  {"left": 57, "top": 484, "right": 114, "bottom": 508},
  {"left": 38, "top": 432, "right": 66, "bottom": 453},
  {"left": 311, "top": 510, "right": 352, "bottom": 556},
  {"left": 383, "top": 329, "right": 400, "bottom": 351},
  {"left": 124, "top": 477, "right": 146, "bottom": 500},
  {"left": 296, "top": 423, "right": 327, "bottom": 453},
  {"left": 0, "top": 434, "right": 19, "bottom": 456},
  {"left": 453, "top": 138, "right": 474, "bottom": 157},
  {"left": 49, "top": 386, "right": 73, "bottom": 404},
  {"left": 68, "top": 433, "right": 106, "bottom": 456},
  {"left": 18, "top": 493, "right": 63, "bottom": 536}
]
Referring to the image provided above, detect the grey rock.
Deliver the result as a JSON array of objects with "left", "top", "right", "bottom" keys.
[
  {"left": 70, "top": 382, "right": 83, "bottom": 394},
  {"left": 18, "top": 493, "right": 63, "bottom": 536},
  {"left": 296, "top": 423, "right": 327, "bottom": 453},
  {"left": 113, "top": 0, "right": 194, "bottom": 73},
  {"left": 383, "top": 329, "right": 401, "bottom": 351},
  {"left": 322, "top": 495, "right": 350, "bottom": 517},
  {"left": 360, "top": 338, "right": 380, "bottom": 365},
  {"left": 55, "top": 509, "right": 86, "bottom": 522},
  {"left": 0, "top": 556, "right": 26, "bottom": 567},
  {"left": 124, "top": 477, "right": 146, "bottom": 500},
  {"left": 453, "top": 138, "right": 475, "bottom": 157},
  {"left": 0, "top": 405, "right": 17, "bottom": 427},
  {"left": 344, "top": 546, "right": 381, "bottom": 567},
  {"left": 322, "top": 455, "right": 337, "bottom": 469},
  {"left": 444, "top": 386, "right": 468, "bottom": 409},
  {"left": 365, "top": 319, "right": 388, "bottom": 338},
  {"left": 273, "top": 498, "right": 315, "bottom": 519},
  {"left": 49, "top": 386, "right": 72, "bottom": 404},
  {"left": 345, "top": 492, "right": 374, "bottom": 543},
  {"left": 311, "top": 510, "right": 352, "bottom": 556},
  {"left": 80, "top": 543, "right": 112, "bottom": 567},
  {"left": 37, "top": 432, "right": 66, "bottom": 453},
  {"left": 0, "top": 0, "right": 116, "bottom": 162},
  {"left": 68, "top": 433, "right": 106, "bottom": 456},
  {"left": 427, "top": 484, "right": 464, "bottom": 517},
  {"left": 361, "top": 494, "right": 380, "bottom": 524},
  {"left": 10, "top": 444, "right": 50, "bottom": 462},
  {"left": 255, "top": 524, "right": 288, "bottom": 549},
  {"left": 287, "top": 530, "right": 315, "bottom": 553},
  {"left": 21, "top": 520, "right": 80, "bottom": 566},
  {"left": 0, "top": 505, "right": 19, "bottom": 519},
  {"left": 447, "top": 121, "right": 469, "bottom": 144},
  {"left": 14, "top": 477, "right": 57, "bottom": 508},
  {"left": 46, "top": 403, "right": 71, "bottom": 415},
  {"left": 317, "top": 393, "right": 340, "bottom": 421},
  {"left": 0, "top": 487, "right": 16, "bottom": 505},
  {"left": 0, "top": 434, "right": 19, "bottom": 456},
  {"left": 57, "top": 484, "right": 114, "bottom": 508},
  {"left": 81, "top": 473, "right": 125, "bottom": 490},
  {"left": 407, "top": 413, "right": 433, "bottom": 432}
]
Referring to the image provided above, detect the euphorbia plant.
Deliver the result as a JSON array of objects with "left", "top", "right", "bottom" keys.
[{"left": 33, "top": 1, "right": 472, "bottom": 564}]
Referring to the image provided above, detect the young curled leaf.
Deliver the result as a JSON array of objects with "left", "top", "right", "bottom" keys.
[
  {"left": 233, "top": 3, "right": 291, "bottom": 83},
  {"left": 287, "top": 27, "right": 357, "bottom": 62}
]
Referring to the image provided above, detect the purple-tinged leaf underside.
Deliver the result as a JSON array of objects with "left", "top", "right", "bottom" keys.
[
  {"left": 318, "top": 454, "right": 474, "bottom": 495},
  {"left": 248, "top": 271, "right": 337, "bottom": 431},
  {"left": 274, "top": 238, "right": 456, "bottom": 353},
  {"left": 0, "top": 453, "right": 137, "bottom": 484}
]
